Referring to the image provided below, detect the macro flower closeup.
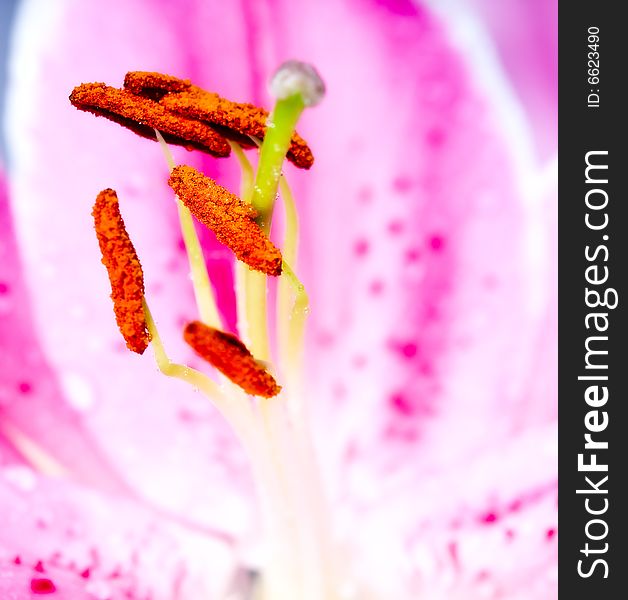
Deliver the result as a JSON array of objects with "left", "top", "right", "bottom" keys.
[{"left": 0, "top": 0, "right": 557, "bottom": 599}]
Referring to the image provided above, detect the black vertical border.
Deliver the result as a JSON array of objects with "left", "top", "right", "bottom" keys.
[{"left": 559, "top": 1, "right": 626, "bottom": 597}]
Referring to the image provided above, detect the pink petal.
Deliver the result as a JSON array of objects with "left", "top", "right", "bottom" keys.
[
  {"left": 0, "top": 466, "right": 236, "bottom": 599},
  {"left": 238, "top": 0, "right": 556, "bottom": 590},
  {"left": 0, "top": 166, "right": 131, "bottom": 492},
  {"left": 342, "top": 423, "right": 556, "bottom": 597},
  {"left": 5, "top": 0, "right": 557, "bottom": 594},
  {"left": 461, "top": 0, "right": 558, "bottom": 158},
  {"left": 6, "top": 0, "right": 255, "bottom": 530},
  {"left": 242, "top": 0, "right": 556, "bottom": 476}
]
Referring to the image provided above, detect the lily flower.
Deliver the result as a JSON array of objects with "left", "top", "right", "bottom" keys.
[{"left": 0, "top": 0, "right": 556, "bottom": 599}]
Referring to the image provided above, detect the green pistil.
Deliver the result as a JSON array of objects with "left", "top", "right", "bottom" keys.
[{"left": 252, "top": 93, "right": 305, "bottom": 232}]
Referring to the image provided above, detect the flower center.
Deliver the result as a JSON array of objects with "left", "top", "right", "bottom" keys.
[{"left": 70, "top": 63, "right": 350, "bottom": 599}]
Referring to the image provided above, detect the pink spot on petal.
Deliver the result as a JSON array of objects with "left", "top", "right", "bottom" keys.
[
  {"left": 354, "top": 239, "right": 369, "bottom": 257},
  {"left": 393, "top": 176, "right": 413, "bottom": 193},
  {"left": 546, "top": 528, "right": 557, "bottom": 540},
  {"left": 447, "top": 542, "right": 459, "bottom": 567},
  {"left": 424, "top": 305, "right": 440, "bottom": 321},
  {"left": 387, "top": 424, "right": 418, "bottom": 443},
  {"left": 30, "top": 578, "right": 56, "bottom": 594},
  {"left": 357, "top": 187, "right": 373, "bottom": 204},
  {"left": 369, "top": 280, "right": 384, "bottom": 295},
  {"left": 482, "top": 512, "right": 498, "bottom": 524},
  {"left": 420, "top": 362, "right": 435, "bottom": 377},
  {"left": 0, "top": 281, "right": 9, "bottom": 294},
  {"left": 316, "top": 331, "right": 335, "bottom": 347},
  {"left": 333, "top": 382, "right": 347, "bottom": 400},
  {"left": 509, "top": 499, "right": 523, "bottom": 512},
  {"left": 178, "top": 409, "right": 197, "bottom": 423},
  {"left": 377, "top": 0, "right": 421, "bottom": 17},
  {"left": 426, "top": 127, "right": 446, "bottom": 148},
  {"left": 388, "top": 220, "right": 404, "bottom": 235},
  {"left": 428, "top": 234, "right": 445, "bottom": 252},
  {"left": 483, "top": 274, "right": 499, "bottom": 290},
  {"left": 389, "top": 340, "right": 419, "bottom": 360},
  {"left": 18, "top": 381, "right": 32, "bottom": 394},
  {"left": 389, "top": 393, "right": 415, "bottom": 417},
  {"left": 353, "top": 355, "right": 367, "bottom": 369},
  {"left": 48, "top": 553, "right": 61, "bottom": 566},
  {"left": 34, "top": 560, "right": 45, "bottom": 573},
  {"left": 400, "top": 342, "right": 418, "bottom": 359},
  {"left": 405, "top": 248, "right": 421, "bottom": 263}
]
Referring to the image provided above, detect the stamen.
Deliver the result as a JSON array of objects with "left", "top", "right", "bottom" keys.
[
  {"left": 92, "top": 189, "right": 150, "bottom": 354},
  {"left": 168, "top": 165, "right": 283, "bottom": 277},
  {"left": 183, "top": 321, "right": 281, "bottom": 398},
  {"left": 161, "top": 89, "right": 314, "bottom": 169},
  {"left": 70, "top": 62, "right": 342, "bottom": 600},
  {"left": 69, "top": 83, "right": 230, "bottom": 157},
  {"left": 122, "top": 71, "right": 313, "bottom": 169}
]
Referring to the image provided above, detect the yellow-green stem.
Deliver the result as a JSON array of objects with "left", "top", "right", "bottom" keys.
[
  {"left": 230, "top": 141, "right": 271, "bottom": 361},
  {"left": 244, "top": 270, "right": 271, "bottom": 361},
  {"left": 229, "top": 141, "right": 255, "bottom": 203},
  {"left": 280, "top": 261, "right": 309, "bottom": 379},
  {"left": 143, "top": 300, "right": 255, "bottom": 440},
  {"left": 154, "top": 130, "right": 222, "bottom": 328},
  {"left": 223, "top": 129, "right": 340, "bottom": 598},
  {"left": 277, "top": 176, "right": 309, "bottom": 379}
]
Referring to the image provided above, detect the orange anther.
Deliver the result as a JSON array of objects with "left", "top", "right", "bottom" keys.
[
  {"left": 184, "top": 321, "right": 281, "bottom": 398},
  {"left": 92, "top": 189, "right": 150, "bottom": 354},
  {"left": 70, "top": 82, "right": 230, "bottom": 157},
  {"left": 168, "top": 165, "right": 283, "bottom": 277}
]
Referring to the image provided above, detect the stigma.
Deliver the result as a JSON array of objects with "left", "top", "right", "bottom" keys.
[{"left": 269, "top": 60, "right": 326, "bottom": 107}]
